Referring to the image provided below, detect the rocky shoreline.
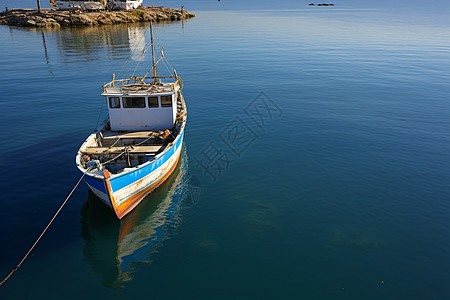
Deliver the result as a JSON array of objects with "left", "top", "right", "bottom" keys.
[{"left": 0, "top": 7, "right": 195, "bottom": 28}]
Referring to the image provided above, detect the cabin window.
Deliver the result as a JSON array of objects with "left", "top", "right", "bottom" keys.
[
  {"left": 109, "top": 97, "right": 121, "bottom": 109},
  {"left": 161, "top": 95, "right": 172, "bottom": 107},
  {"left": 123, "top": 97, "right": 146, "bottom": 108},
  {"left": 148, "top": 96, "right": 159, "bottom": 108}
]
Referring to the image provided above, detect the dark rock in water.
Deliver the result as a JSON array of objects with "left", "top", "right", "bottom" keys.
[
  {"left": 0, "top": 7, "right": 195, "bottom": 28},
  {"left": 309, "top": 3, "right": 315, "bottom": 5}
]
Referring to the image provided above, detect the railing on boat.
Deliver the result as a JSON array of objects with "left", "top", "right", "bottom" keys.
[{"left": 103, "top": 75, "right": 183, "bottom": 94}]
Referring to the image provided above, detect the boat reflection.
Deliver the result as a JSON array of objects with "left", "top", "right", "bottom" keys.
[
  {"left": 53, "top": 21, "right": 182, "bottom": 63},
  {"left": 81, "top": 148, "right": 195, "bottom": 289},
  {"left": 54, "top": 23, "right": 149, "bottom": 63}
]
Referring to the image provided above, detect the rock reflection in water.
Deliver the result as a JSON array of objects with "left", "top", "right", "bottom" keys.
[{"left": 81, "top": 149, "right": 191, "bottom": 289}]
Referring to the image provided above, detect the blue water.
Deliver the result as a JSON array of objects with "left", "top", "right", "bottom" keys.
[{"left": 1, "top": 1, "right": 450, "bottom": 299}]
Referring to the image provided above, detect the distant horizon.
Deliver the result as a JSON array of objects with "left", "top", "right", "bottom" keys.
[{"left": 1, "top": 0, "right": 450, "bottom": 13}]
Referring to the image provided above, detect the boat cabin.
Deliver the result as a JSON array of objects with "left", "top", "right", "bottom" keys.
[{"left": 102, "top": 82, "right": 179, "bottom": 131}]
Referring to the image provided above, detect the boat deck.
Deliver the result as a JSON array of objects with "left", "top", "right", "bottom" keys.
[
  {"left": 77, "top": 92, "right": 185, "bottom": 175},
  {"left": 82, "top": 145, "right": 163, "bottom": 155},
  {"left": 80, "top": 129, "right": 170, "bottom": 156}
]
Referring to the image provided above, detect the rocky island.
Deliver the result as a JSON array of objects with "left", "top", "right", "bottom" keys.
[{"left": 0, "top": 7, "right": 195, "bottom": 28}]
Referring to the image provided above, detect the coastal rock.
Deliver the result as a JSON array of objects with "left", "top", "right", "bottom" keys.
[
  {"left": 70, "top": 14, "right": 95, "bottom": 26},
  {"left": 58, "top": 18, "right": 71, "bottom": 26},
  {"left": 0, "top": 7, "right": 195, "bottom": 28},
  {"left": 25, "top": 19, "right": 36, "bottom": 26},
  {"left": 96, "top": 14, "right": 113, "bottom": 25}
]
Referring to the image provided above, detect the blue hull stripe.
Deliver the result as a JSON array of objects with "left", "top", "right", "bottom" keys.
[
  {"left": 84, "top": 174, "right": 107, "bottom": 193},
  {"left": 109, "top": 130, "right": 184, "bottom": 193}
]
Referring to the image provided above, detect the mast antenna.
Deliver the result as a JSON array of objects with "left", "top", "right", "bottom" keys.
[{"left": 150, "top": 22, "right": 157, "bottom": 83}]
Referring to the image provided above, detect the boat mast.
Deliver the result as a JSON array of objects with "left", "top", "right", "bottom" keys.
[{"left": 150, "top": 22, "right": 157, "bottom": 83}]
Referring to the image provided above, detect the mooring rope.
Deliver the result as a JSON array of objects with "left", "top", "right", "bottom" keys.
[
  {"left": 0, "top": 167, "right": 92, "bottom": 287},
  {"left": 94, "top": 99, "right": 105, "bottom": 131},
  {"left": 99, "top": 132, "right": 159, "bottom": 166},
  {"left": 101, "top": 149, "right": 127, "bottom": 165},
  {"left": 104, "top": 137, "right": 121, "bottom": 151}
]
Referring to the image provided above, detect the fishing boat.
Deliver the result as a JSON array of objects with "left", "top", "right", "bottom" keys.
[{"left": 76, "top": 23, "right": 187, "bottom": 219}]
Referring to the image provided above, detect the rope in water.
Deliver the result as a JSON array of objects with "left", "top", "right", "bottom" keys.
[{"left": 0, "top": 167, "right": 92, "bottom": 287}]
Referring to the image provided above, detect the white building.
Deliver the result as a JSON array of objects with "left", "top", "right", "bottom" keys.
[{"left": 54, "top": 0, "right": 144, "bottom": 11}]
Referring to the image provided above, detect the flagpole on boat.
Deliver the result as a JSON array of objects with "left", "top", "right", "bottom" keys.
[{"left": 150, "top": 21, "right": 157, "bottom": 83}]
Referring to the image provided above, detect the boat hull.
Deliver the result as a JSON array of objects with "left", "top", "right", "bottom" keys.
[{"left": 82, "top": 129, "right": 184, "bottom": 219}]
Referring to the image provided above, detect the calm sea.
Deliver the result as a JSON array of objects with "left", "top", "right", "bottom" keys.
[{"left": 0, "top": 1, "right": 449, "bottom": 299}]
